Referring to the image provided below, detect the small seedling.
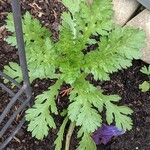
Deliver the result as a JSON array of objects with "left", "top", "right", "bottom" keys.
[{"left": 139, "top": 66, "right": 150, "bottom": 92}]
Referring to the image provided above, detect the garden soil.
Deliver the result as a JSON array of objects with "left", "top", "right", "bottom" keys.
[{"left": 0, "top": 0, "right": 150, "bottom": 150}]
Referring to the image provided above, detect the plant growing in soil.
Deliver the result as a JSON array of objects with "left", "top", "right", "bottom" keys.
[
  {"left": 3, "top": 0, "right": 145, "bottom": 149},
  {"left": 139, "top": 66, "right": 150, "bottom": 92}
]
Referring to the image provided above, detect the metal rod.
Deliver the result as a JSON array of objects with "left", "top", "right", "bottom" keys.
[
  {"left": 0, "top": 71, "right": 21, "bottom": 88},
  {"left": 0, "top": 86, "right": 25, "bottom": 124},
  {"left": 0, "top": 83, "right": 24, "bottom": 103},
  {"left": 0, "top": 96, "right": 31, "bottom": 137},
  {"left": 11, "top": 0, "right": 32, "bottom": 98},
  {"left": 0, "top": 83, "right": 15, "bottom": 96},
  {"left": 0, "top": 118, "right": 25, "bottom": 150}
]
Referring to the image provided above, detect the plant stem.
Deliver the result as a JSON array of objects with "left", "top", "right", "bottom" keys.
[
  {"left": 86, "top": 0, "right": 93, "bottom": 5},
  {"left": 65, "top": 122, "right": 76, "bottom": 150}
]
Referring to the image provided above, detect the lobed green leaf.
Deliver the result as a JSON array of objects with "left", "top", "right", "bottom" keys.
[
  {"left": 26, "top": 80, "right": 62, "bottom": 139},
  {"left": 54, "top": 117, "right": 69, "bottom": 150}
]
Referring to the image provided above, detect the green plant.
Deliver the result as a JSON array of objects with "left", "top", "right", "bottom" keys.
[
  {"left": 139, "top": 66, "right": 150, "bottom": 92},
  {"left": 4, "top": 0, "right": 145, "bottom": 149}
]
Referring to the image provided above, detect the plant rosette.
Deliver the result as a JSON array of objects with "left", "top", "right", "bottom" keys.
[{"left": 3, "top": 0, "right": 146, "bottom": 149}]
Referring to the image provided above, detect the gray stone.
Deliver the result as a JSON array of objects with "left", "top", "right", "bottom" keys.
[
  {"left": 113, "top": 0, "right": 139, "bottom": 26},
  {"left": 137, "top": 0, "right": 150, "bottom": 10},
  {"left": 127, "top": 9, "right": 150, "bottom": 64}
]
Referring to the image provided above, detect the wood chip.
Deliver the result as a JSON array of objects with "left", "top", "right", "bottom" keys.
[
  {"left": 13, "top": 136, "right": 21, "bottom": 143},
  {"left": 0, "top": 25, "right": 6, "bottom": 39},
  {"left": 29, "top": 2, "right": 42, "bottom": 11}
]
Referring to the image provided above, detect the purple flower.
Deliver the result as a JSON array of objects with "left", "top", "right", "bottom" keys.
[{"left": 92, "top": 124, "right": 125, "bottom": 145}]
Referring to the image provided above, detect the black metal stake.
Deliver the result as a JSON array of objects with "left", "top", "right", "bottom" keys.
[{"left": 11, "top": 0, "right": 32, "bottom": 98}]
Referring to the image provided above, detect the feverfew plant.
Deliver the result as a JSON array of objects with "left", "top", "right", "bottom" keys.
[
  {"left": 4, "top": 0, "right": 145, "bottom": 149},
  {"left": 139, "top": 66, "right": 150, "bottom": 92}
]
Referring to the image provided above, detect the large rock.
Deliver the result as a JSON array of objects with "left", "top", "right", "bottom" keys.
[
  {"left": 127, "top": 10, "right": 150, "bottom": 64},
  {"left": 113, "top": 0, "right": 139, "bottom": 26}
]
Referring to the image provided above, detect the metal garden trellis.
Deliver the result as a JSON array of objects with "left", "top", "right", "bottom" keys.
[{"left": 0, "top": 0, "right": 32, "bottom": 149}]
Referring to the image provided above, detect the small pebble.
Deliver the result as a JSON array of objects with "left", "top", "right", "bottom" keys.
[
  {"left": 136, "top": 127, "right": 140, "bottom": 132},
  {"left": 34, "top": 84, "right": 38, "bottom": 87},
  {"left": 146, "top": 116, "right": 150, "bottom": 123}
]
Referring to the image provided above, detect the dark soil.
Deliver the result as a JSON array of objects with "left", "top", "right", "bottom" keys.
[{"left": 0, "top": 0, "right": 150, "bottom": 150}]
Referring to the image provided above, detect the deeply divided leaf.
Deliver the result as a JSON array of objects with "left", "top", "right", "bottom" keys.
[
  {"left": 26, "top": 80, "right": 62, "bottom": 140},
  {"left": 77, "top": 132, "right": 97, "bottom": 150},
  {"left": 54, "top": 117, "right": 69, "bottom": 150}
]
